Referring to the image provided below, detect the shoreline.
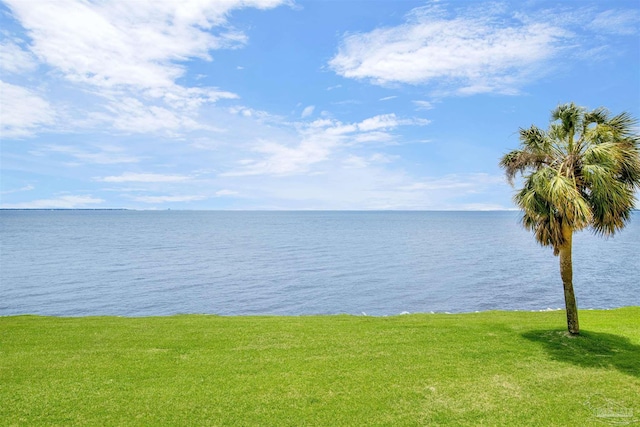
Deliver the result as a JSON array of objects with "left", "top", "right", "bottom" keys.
[{"left": 3, "top": 305, "right": 638, "bottom": 319}]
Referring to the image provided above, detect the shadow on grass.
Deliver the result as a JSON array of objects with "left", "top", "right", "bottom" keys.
[{"left": 522, "top": 330, "right": 640, "bottom": 378}]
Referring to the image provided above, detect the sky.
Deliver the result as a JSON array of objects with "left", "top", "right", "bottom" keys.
[{"left": 1, "top": 0, "right": 639, "bottom": 210}]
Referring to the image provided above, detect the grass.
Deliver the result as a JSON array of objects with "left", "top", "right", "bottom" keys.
[{"left": 1, "top": 308, "right": 639, "bottom": 426}]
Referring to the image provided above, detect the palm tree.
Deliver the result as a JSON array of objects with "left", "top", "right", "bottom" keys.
[{"left": 500, "top": 103, "right": 640, "bottom": 335}]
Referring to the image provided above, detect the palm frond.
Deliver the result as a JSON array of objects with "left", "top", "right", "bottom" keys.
[
  {"left": 514, "top": 168, "right": 571, "bottom": 250},
  {"left": 533, "top": 170, "right": 591, "bottom": 230},
  {"left": 616, "top": 139, "right": 640, "bottom": 186},
  {"left": 583, "top": 107, "right": 609, "bottom": 126},
  {"left": 520, "top": 208, "right": 564, "bottom": 254},
  {"left": 583, "top": 142, "right": 619, "bottom": 170},
  {"left": 584, "top": 138, "right": 640, "bottom": 187},
  {"left": 608, "top": 111, "right": 638, "bottom": 138},
  {"left": 500, "top": 102, "right": 640, "bottom": 247},
  {"left": 519, "top": 126, "right": 549, "bottom": 152},
  {"left": 548, "top": 124, "right": 566, "bottom": 148},
  {"left": 499, "top": 149, "right": 550, "bottom": 185},
  {"left": 551, "top": 103, "right": 584, "bottom": 140},
  {"left": 588, "top": 178, "right": 636, "bottom": 236}
]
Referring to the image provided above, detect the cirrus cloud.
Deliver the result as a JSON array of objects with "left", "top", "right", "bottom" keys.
[
  {"left": 3, "top": 0, "right": 286, "bottom": 92},
  {"left": 222, "top": 113, "right": 430, "bottom": 177},
  {"left": 96, "top": 172, "right": 192, "bottom": 183},
  {"left": 0, "top": 40, "right": 37, "bottom": 74},
  {"left": 0, "top": 81, "right": 55, "bottom": 138},
  {"left": 1, "top": 0, "right": 286, "bottom": 136},
  {"left": 329, "top": 4, "right": 571, "bottom": 95}
]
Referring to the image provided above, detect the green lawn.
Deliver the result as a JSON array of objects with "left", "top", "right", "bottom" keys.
[{"left": 1, "top": 308, "right": 639, "bottom": 426}]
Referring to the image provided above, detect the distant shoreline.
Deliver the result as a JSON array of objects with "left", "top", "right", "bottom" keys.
[{"left": 0, "top": 208, "right": 130, "bottom": 211}]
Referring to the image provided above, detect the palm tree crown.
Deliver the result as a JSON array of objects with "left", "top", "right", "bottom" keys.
[{"left": 501, "top": 103, "right": 640, "bottom": 255}]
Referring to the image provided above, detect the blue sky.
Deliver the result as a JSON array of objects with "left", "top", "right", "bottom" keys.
[{"left": 1, "top": 0, "right": 639, "bottom": 210}]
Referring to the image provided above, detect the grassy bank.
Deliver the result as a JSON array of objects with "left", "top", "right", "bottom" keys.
[{"left": 1, "top": 308, "right": 639, "bottom": 426}]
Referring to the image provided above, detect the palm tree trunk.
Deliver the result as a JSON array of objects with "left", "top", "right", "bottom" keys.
[{"left": 559, "top": 223, "right": 579, "bottom": 335}]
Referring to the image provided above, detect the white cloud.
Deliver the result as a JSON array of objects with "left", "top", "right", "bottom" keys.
[
  {"left": 329, "top": 4, "right": 571, "bottom": 94},
  {"left": 223, "top": 138, "right": 332, "bottom": 177},
  {"left": 589, "top": 9, "right": 640, "bottom": 35},
  {"left": 459, "top": 203, "right": 509, "bottom": 211},
  {"left": 228, "top": 105, "right": 278, "bottom": 121},
  {"left": 42, "top": 145, "right": 139, "bottom": 164},
  {"left": 96, "top": 172, "right": 192, "bottom": 183},
  {"left": 342, "top": 153, "right": 393, "bottom": 169},
  {"left": 398, "top": 173, "right": 504, "bottom": 193},
  {"left": 358, "top": 114, "right": 399, "bottom": 132},
  {"left": 220, "top": 163, "right": 508, "bottom": 210},
  {"left": 413, "top": 100, "right": 434, "bottom": 110},
  {"left": 1, "top": 0, "right": 285, "bottom": 137},
  {"left": 0, "top": 185, "right": 35, "bottom": 195},
  {"left": 80, "top": 92, "right": 238, "bottom": 134},
  {"left": 132, "top": 195, "right": 207, "bottom": 203},
  {"left": 301, "top": 105, "right": 315, "bottom": 118},
  {"left": 157, "top": 86, "right": 238, "bottom": 111},
  {"left": 369, "top": 153, "right": 396, "bottom": 163},
  {"left": 0, "top": 81, "right": 55, "bottom": 138},
  {"left": 2, "top": 195, "right": 104, "bottom": 209},
  {"left": 222, "top": 114, "right": 429, "bottom": 177},
  {"left": 3, "top": 0, "right": 285, "bottom": 92},
  {"left": 104, "top": 97, "right": 189, "bottom": 134},
  {"left": 342, "top": 155, "right": 369, "bottom": 169},
  {"left": 379, "top": 96, "right": 397, "bottom": 101},
  {"left": 215, "top": 189, "right": 238, "bottom": 196},
  {"left": 0, "top": 40, "right": 37, "bottom": 73},
  {"left": 352, "top": 131, "right": 394, "bottom": 144},
  {"left": 111, "top": 188, "right": 234, "bottom": 206}
]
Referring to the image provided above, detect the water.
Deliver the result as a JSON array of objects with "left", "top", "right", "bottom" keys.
[{"left": 1, "top": 210, "right": 638, "bottom": 316}]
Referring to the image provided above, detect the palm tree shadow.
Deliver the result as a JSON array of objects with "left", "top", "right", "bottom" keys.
[{"left": 522, "top": 330, "right": 640, "bottom": 378}]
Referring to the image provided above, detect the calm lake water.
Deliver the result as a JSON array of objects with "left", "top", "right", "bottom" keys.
[{"left": 1, "top": 210, "right": 638, "bottom": 316}]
